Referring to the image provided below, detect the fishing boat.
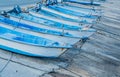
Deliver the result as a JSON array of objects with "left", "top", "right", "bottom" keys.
[
  {"left": 0, "top": 15, "right": 81, "bottom": 38},
  {"left": 8, "top": 12, "right": 96, "bottom": 37},
  {"left": 8, "top": 11, "right": 96, "bottom": 32},
  {"left": 0, "top": 15, "right": 88, "bottom": 45},
  {"left": 60, "top": 1, "right": 102, "bottom": 11},
  {"left": 46, "top": 5, "right": 98, "bottom": 19},
  {"left": 29, "top": 10, "right": 94, "bottom": 27},
  {"left": 51, "top": 4, "right": 102, "bottom": 16},
  {"left": 29, "top": 10, "right": 94, "bottom": 26},
  {"left": 6, "top": 14, "right": 96, "bottom": 44},
  {"left": 40, "top": 0, "right": 102, "bottom": 16},
  {"left": 9, "top": 12, "right": 88, "bottom": 30},
  {"left": 0, "top": 26, "right": 72, "bottom": 58},
  {"left": 31, "top": 5, "right": 96, "bottom": 24},
  {"left": 8, "top": 5, "right": 94, "bottom": 26},
  {"left": 66, "top": 0, "right": 101, "bottom": 6}
]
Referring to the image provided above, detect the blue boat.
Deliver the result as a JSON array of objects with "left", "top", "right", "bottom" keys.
[
  {"left": 0, "top": 15, "right": 82, "bottom": 38},
  {"left": 33, "top": 6, "right": 96, "bottom": 24},
  {"left": 29, "top": 10, "right": 79, "bottom": 26},
  {"left": 0, "top": 14, "right": 94, "bottom": 45},
  {"left": 66, "top": 0, "right": 101, "bottom": 6},
  {"left": 0, "top": 26, "right": 72, "bottom": 57},
  {"left": 52, "top": 4, "right": 102, "bottom": 17},
  {"left": 57, "top": 1, "right": 102, "bottom": 11},
  {"left": 32, "top": 9, "right": 80, "bottom": 23},
  {"left": 8, "top": 12, "right": 95, "bottom": 31},
  {"left": 47, "top": 5, "right": 98, "bottom": 19},
  {"left": 7, "top": 13, "right": 96, "bottom": 44}
]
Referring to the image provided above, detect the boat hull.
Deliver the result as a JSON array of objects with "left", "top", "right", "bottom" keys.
[
  {"left": 0, "top": 38, "right": 67, "bottom": 57},
  {"left": 0, "top": 25, "right": 72, "bottom": 58},
  {"left": 53, "top": 4, "right": 102, "bottom": 16},
  {"left": 0, "top": 15, "right": 84, "bottom": 38},
  {"left": 62, "top": 2, "right": 102, "bottom": 11},
  {"left": 29, "top": 11, "right": 93, "bottom": 27},
  {"left": 0, "top": 22, "right": 81, "bottom": 45},
  {"left": 47, "top": 5, "right": 98, "bottom": 19},
  {"left": 67, "top": 0, "right": 101, "bottom": 6},
  {"left": 9, "top": 16, "right": 95, "bottom": 40},
  {"left": 40, "top": 6, "right": 95, "bottom": 24},
  {"left": 29, "top": 11, "right": 92, "bottom": 28}
]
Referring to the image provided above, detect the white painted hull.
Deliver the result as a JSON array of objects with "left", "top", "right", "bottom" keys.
[
  {"left": 29, "top": 11, "right": 93, "bottom": 28},
  {"left": 64, "top": 2, "right": 102, "bottom": 10},
  {"left": 55, "top": 5, "right": 101, "bottom": 16},
  {"left": 41, "top": 6, "right": 96, "bottom": 23},
  {"left": 0, "top": 23, "right": 80, "bottom": 45},
  {"left": 29, "top": 11, "right": 80, "bottom": 26},
  {"left": 9, "top": 16, "right": 95, "bottom": 40},
  {"left": 0, "top": 37, "right": 67, "bottom": 57}
]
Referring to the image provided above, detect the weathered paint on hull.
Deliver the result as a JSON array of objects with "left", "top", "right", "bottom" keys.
[
  {"left": 0, "top": 23, "right": 80, "bottom": 45},
  {"left": 40, "top": 6, "right": 95, "bottom": 24},
  {"left": 53, "top": 4, "right": 102, "bottom": 16},
  {"left": 9, "top": 16, "right": 95, "bottom": 42},
  {"left": 0, "top": 26, "right": 72, "bottom": 58},
  {"left": 29, "top": 11, "right": 93, "bottom": 28},
  {"left": 0, "top": 15, "right": 82, "bottom": 38},
  {"left": 0, "top": 38, "right": 67, "bottom": 58},
  {"left": 67, "top": 0, "right": 101, "bottom": 6},
  {"left": 47, "top": 5, "right": 98, "bottom": 19}
]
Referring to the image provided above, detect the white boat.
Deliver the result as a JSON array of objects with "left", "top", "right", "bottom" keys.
[
  {"left": 8, "top": 14, "right": 96, "bottom": 44},
  {"left": 28, "top": 11, "right": 93, "bottom": 28},
  {"left": 46, "top": 5, "right": 99, "bottom": 19},
  {"left": 52, "top": 4, "right": 102, "bottom": 16},
  {"left": 0, "top": 26, "right": 72, "bottom": 58},
  {"left": 0, "top": 15, "right": 82, "bottom": 39},
  {"left": 32, "top": 6, "right": 96, "bottom": 24},
  {"left": 0, "top": 22, "right": 81, "bottom": 45},
  {"left": 67, "top": 0, "right": 101, "bottom": 6}
]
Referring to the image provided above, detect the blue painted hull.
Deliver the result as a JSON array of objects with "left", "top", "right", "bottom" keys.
[
  {"left": 48, "top": 5, "right": 98, "bottom": 19},
  {"left": 7, "top": 13, "right": 96, "bottom": 45},
  {"left": 38, "top": 10, "right": 82, "bottom": 23},
  {"left": 39, "top": 6, "right": 96, "bottom": 24},
  {"left": 67, "top": 0, "right": 101, "bottom": 6},
  {"left": 53, "top": 4, "right": 102, "bottom": 16},
  {"left": 62, "top": 3, "right": 101, "bottom": 11},
  {"left": 9, "top": 12, "right": 95, "bottom": 31},
  {"left": 0, "top": 26, "right": 72, "bottom": 57},
  {"left": 0, "top": 26, "right": 72, "bottom": 48},
  {"left": 0, "top": 15, "right": 82, "bottom": 38}
]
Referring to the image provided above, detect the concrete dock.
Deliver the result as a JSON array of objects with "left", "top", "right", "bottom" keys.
[{"left": 0, "top": 0, "right": 120, "bottom": 77}]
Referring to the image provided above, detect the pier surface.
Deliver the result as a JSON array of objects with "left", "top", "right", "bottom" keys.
[{"left": 0, "top": 0, "right": 120, "bottom": 77}]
